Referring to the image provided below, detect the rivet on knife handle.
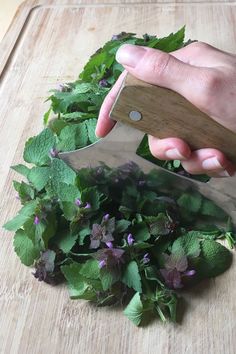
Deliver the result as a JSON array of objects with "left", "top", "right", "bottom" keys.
[{"left": 110, "top": 73, "right": 236, "bottom": 166}]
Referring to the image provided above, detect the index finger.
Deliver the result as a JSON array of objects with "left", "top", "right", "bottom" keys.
[{"left": 95, "top": 70, "right": 127, "bottom": 137}]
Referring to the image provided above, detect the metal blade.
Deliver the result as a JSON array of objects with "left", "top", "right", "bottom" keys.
[{"left": 59, "top": 122, "right": 236, "bottom": 222}]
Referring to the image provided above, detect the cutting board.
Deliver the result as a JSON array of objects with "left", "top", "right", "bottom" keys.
[{"left": 1, "top": 1, "right": 236, "bottom": 353}]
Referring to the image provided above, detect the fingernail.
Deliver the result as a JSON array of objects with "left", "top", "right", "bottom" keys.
[
  {"left": 202, "top": 157, "right": 223, "bottom": 170},
  {"left": 165, "top": 148, "right": 186, "bottom": 160},
  {"left": 217, "top": 170, "right": 231, "bottom": 177},
  {"left": 116, "top": 44, "right": 146, "bottom": 68}
]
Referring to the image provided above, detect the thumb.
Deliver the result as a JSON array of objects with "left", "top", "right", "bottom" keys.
[{"left": 116, "top": 44, "right": 201, "bottom": 98}]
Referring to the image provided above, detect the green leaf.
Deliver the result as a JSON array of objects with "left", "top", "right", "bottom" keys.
[
  {"left": 177, "top": 191, "right": 202, "bottom": 213},
  {"left": 23, "top": 128, "right": 56, "bottom": 166},
  {"left": 55, "top": 230, "right": 78, "bottom": 253},
  {"left": 152, "top": 26, "right": 185, "bottom": 52},
  {"left": 116, "top": 219, "right": 131, "bottom": 233},
  {"left": 123, "top": 292, "right": 143, "bottom": 326},
  {"left": 13, "top": 229, "right": 40, "bottom": 266},
  {"left": 28, "top": 167, "right": 50, "bottom": 191},
  {"left": 172, "top": 231, "right": 201, "bottom": 258},
  {"left": 61, "top": 202, "right": 77, "bottom": 221},
  {"left": 131, "top": 222, "right": 150, "bottom": 241},
  {"left": 57, "top": 125, "right": 76, "bottom": 151},
  {"left": 50, "top": 158, "right": 76, "bottom": 185},
  {"left": 18, "top": 181, "right": 35, "bottom": 201},
  {"left": 74, "top": 122, "right": 88, "bottom": 148},
  {"left": 100, "top": 268, "right": 118, "bottom": 291},
  {"left": 86, "top": 118, "right": 99, "bottom": 144},
  {"left": 194, "top": 240, "right": 232, "bottom": 277},
  {"left": 3, "top": 200, "right": 38, "bottom": 231},
  {"left": 56, "top": 182, "right": 80, "bottom": 202},
  {"left": 11, "top": 164, "right": 30, "bottom": 178},
  {"left": 81, "top": 186, "right": 101, "bottom": 211},
  {"left": 61, "top": 262, "right": 93, "bottom": 299},
  {"left": 79, "top": 259, "right": 100, "bottom": 279},
  {"left": 200, "top": 199, "right": 226, "bottom": 219},
  {"left": 122, "top": 261, "right": 142, "bottom": 293},
  {"left": 43, "top": 107, "right": 52, "bottom": 125}
]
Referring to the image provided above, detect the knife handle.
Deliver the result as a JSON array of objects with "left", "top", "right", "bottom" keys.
[{"left": 110, "top": 73, "right": 236, "bottom": 166}]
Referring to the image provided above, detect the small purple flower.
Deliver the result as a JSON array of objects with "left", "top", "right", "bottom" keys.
[
  {"left": 111, "top": 34, "right": 119, "bottom": 40},
  {"left": 75, "top": 198, "right": 82, "bottom": 207},
  {"left": 99, "top": 79, "right": 109, "bottom": 87},
  {"left": 106, "top": 241, "right": 113, "bottom": 249},
  {"left": 57, "top": 83, "right": 70, "bottom": 92},
  {"left": 99, "top": 260, "right": 106, "bottom": 268},
  {"left": 49, "top": 148, "right": 58, "bottom": 158},
  {"left": 143, "top": 253, "right": 150, "bottom": 264},
  {"left": 183, "top": 269, "right": 196, "bottom": 277},
  {"left": 127, "top": 233, "right": 134, "bottom": 246},
  {"left": 16, "top": 193, "right": 20, "bottom": 200},
  {"left": 103, "top": 214, "right": 110, "bottom": 221},
  {"left": 84, "top": 202, "right": 91, "bottom": 209},
  {"left": 114, "top": 178, "right": 119, "bottom": 183},
  {"left": 34, "top": 216, "right": 40, "bottom": 225},
  {"left": 90, "top": 217, "right": 115, "bottom": 249}
]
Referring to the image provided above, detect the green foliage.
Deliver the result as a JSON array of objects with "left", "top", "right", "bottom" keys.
[{"left": 3, "top": 28, "right": 235, "bottom": 328}]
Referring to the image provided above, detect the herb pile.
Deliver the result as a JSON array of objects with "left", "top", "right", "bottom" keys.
[{"left": 4, "top": 28, "right": 235, "bottom": 326}]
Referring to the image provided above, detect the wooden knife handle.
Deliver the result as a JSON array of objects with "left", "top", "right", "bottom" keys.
[{"left": 110, "top": 73, "right": 236, "bottom": 165}]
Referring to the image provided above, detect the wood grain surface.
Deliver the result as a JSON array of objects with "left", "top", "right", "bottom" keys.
[{"left": 1, "top": 1, "right": 236, "bottom": 353}]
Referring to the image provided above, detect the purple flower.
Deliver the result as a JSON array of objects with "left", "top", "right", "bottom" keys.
[
  {"left": 99, "top": 260, "right": 106, "bottom": 268},
  {"left": 143, "top": 253, "right": 150, "bottom": 264},
  {"left": 49, "top": 148, "right": 58, "bottom": 158},
  {"left": 111, "top": 34, "right": 119, "bottom": 40},
  {"left": 75, "top": 198, "right": 82, "bottom": 207},
  {"left": 16, "top": 193, "right": 20, "bottom": 200},
  {"left": 34, "top": 216, "right": 40, "bottom": 225},
  {"left": 160, "top": 252, "right": 196, "bottom": 289},
  {"left": 93, "top": 248, "right": 125, "bottom": 268},
  {"left": 90, "top": 216, "right": 115, "bottom": 249},
  {"left": 99, "top": 79, "right": 109, "bottom": 87},
  {"left": 57, "top": 83, "right": 70, "bottom": 92},
  {"left": 127, "top": 233, "right": 134, "bottom": 246},
  {"left": 103, "top": 214, "right": 110, "bottom": 221},
  {"left": 84, "top": 202, "right": 91, "bottom": 209},
  {"left": 106, "top": 241, "right": 113, "bottom": 249}
]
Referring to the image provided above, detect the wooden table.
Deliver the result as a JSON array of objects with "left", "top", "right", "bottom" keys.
[{"left": 1, "top": 1, "right": 236, "bottom": 353}]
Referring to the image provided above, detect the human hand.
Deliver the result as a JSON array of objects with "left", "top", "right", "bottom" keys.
[{"left": 96, "top": 42, "right": 236, "bottom": 177}]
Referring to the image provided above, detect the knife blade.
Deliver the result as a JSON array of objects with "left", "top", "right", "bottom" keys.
[{"left": 59, "top": 73, "right": 236, "bottom": 222}]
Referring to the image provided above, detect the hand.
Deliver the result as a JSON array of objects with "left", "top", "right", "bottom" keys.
[{"left": 96, "top": 42, "right": 236, "bottom": 177}]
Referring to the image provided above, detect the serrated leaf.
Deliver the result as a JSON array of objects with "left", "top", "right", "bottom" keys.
[
  {"left": 123, "top": 292, "right": 143, "bottom": 326},
  {"left": 131, "top": 222, "right": 150, "bottom": 241},
  {"left": 13, "top": 229, "right": 40, "bottom": 266},
  {"left": 3, "top": 200, "right": 38, "bottom": 231},
  {"left": 122, "top": 261, "right": 142, "bottom": 293},
  {"left": 116, "top": 219, "right": 131, "bottom": 233},
  {"left": 172, "top": 232, "right": 201, "bottom": 258},
  {"left": 79, "top": 259, "right": 100, "bottom": 279},
  {"left": 86, "top": 118, "right": 99, "bottom": 144},
  {"left": 11, "top": 164, "right": 30, "bottom": 178},
  {"left": 61, "top": 262, "right": 91, "bottom": 298},
  {"left": 177, "top": 191, "right": 202, "bottom": 213},
  {"left": 194, "top": 240, "right": 232, "bottom": 277},
  {"left": 50, "top": 158, "right": 76, "bottom": 185},
  {"left": 55, "top": 230, "right": 78, "bottom": 253},
  {"left": 55, "top": 182, "right": 80, "bottom": 202},
  {"left": 23, "top": 128, "right": 56, "bottom": 166},
  {"left": 28, "top": 167, "right": 50, "bottom": 191}
]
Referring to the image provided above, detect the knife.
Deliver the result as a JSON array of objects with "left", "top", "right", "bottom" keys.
[{"left": 59, "top": 72, "right": 236, "bottom": 222}]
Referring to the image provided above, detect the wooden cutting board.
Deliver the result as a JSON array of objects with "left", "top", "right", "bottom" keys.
[{"left": 1, "top": 1, "right": 236, "bottom": 353}]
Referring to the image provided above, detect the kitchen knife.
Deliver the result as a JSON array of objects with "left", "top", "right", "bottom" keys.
[{"left": 59, "top": 73, "right": 236, "bottom": 222}]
